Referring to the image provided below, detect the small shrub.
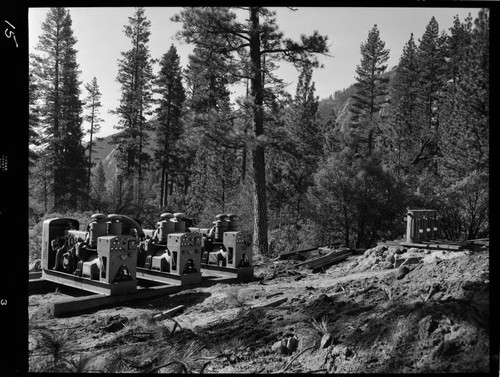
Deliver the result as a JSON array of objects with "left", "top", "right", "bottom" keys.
[{"left": 311, "top": 315, "right": 331, "bottom": 336}]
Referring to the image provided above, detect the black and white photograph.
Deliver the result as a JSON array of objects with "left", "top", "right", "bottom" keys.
[{"left": 17, "top": 4, "right": 495, "bottom": 374}]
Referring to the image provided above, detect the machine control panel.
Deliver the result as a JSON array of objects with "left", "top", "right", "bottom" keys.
[
  {"left": 167, "top": 233, "right": 202, "bottom": 249},
  {"left": 97, "top": 235, "right": 138, "bottom": 255}
]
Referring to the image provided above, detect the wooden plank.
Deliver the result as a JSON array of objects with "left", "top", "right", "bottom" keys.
[
  {"left": 28, "top": 278, "right": 59, "bottom": 295},
  {"left": 252, "top": 297, "right": 288, "bottom": 309},
  {"left": 279, "top": 247, "right": 319, "bottom": 260},
  {"left": 309, "top": 253, "right": 351, "bottom": 270},
  {"left": 295, "top": 249, "right": 350, "bottom": 266},
  {"left": 200, "top": 264, "right": 254, "bottom": 280},
  {"left": 50, "top": 283, "right": 188, "bottom": 317},
  {"left": 153, "top": 305, "right": 186, "bottom": 321},
  {"left": 296, "top": 250, "right": 351, "bottom": 269},
  {"left": 136, "top": 268, "right": 202, "bottom": 286},
  {"left": 37, "top": 273, "right": 242, "bottom": 317},
  {"left": 42, "top": 269, "right": 137, "bottom": 296},
  {"left": 29, "top": 271, "right": 42, "bottom": 280},
  {"left": 377, "top": 241, "right": 401, "bottom": 247}
]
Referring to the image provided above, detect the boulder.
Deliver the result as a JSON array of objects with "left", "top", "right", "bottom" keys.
[
  {"left": 320, "top": 333, "right": 333, "bottom": 349},
  {"left": 373, "top": 245, "right": 388, "bottom": 257},
  {"left": 385, "top": 253, "right": 395, "bottom": 264},
  {"left": 394, "top": 247, "right": 406, "bottom": 255},
  {"left": 272, "top": 336, "right": 299, "bottom": 354},
  {"left": 29, "top": 259, "right": 41, "bottom": 272},
  {"left": 271, "top": 340, "right": 286, "bottom": 354},
  {"left": 286, "top": 336, "right": 299, "bottom": 353},
  {"left": 396, "top": 266, "right": 410, "bottom": 280},
  {"left": 380, "top": 261, "right": 394, "bottom": 270}
]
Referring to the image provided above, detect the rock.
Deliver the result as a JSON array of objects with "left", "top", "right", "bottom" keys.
[
  {"left": 394, "top": 247, "right": 406, "bottom": 255},
  {"left": 271, "top": 340, "right": 286, "bottom": 354},
  {"left": 320, "top": 333, "right": 333, "bottom": 349},
  {"left": 385, "top": 253, "right": 395, "bottom": 263},
  {"left": 29, "top": 259, "right": 41, "bottom": 272},
  {"left": 396, "top": 266, "right": 410, "bottom": 280},
  {"left": 407, "top": 247, "right": 420, "bottom": 254},
  {"left": 373, "top": 245, "right": 388, "bottom": 257},
  {"left": 286, "top": 336, "right": 299, "bottom": 353},
  {"left": 380, "top": 261, "right": 393, "bottom": 270},
  {"left": 363, "top": 249, "right": 373, "bottom": 257}
]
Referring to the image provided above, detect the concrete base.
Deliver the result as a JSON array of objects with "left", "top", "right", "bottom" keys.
[{"left": 136, "top": 268, "right": 202, "bottom": 286}]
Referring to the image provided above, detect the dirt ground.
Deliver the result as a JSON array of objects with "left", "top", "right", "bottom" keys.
[{"left": 28, "top": 247, "right": 493, "bottom": 373}]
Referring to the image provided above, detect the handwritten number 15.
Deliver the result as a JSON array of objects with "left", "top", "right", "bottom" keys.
[{"left": 5, "top": 20, "right": 18, "bottom": 48}]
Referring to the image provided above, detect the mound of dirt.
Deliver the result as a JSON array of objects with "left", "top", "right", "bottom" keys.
[{"left": 28, "top": 249, "right": 492, "bottom": 373}]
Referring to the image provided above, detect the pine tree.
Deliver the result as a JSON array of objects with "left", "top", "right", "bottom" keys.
[
  {"left": 89, "top": 161, "right": 108, "bottom": 212},
  {"left": 29, "top": 72, "right": 41, "bottom": 166},
  {"left": 349, "top": 24, "right": 390, "bottom": 156},
  {"left": 412, "top": 17, "right": 448, "bottom": 170},
  {"left": 173, "top": 6, "right": 328, "bottom": 255},
  {"left": 387, "top": 33, "right": 421, "bottom": 177},
  {"left": 154, "top": 44, "right": 186, "bottom": 208},
  {"left": 182, "top": 44, "right": 240, "bottom": 221},
  {"left": 113, "top": 7, "right": 155, "bottom": 215},
  {"left": 267, "top": 64, "right": 322, "bottom": 216},
  {"left": 84, "top": 77, "right": 103, "bottom": 206},
  {"left": 31, "top": 7, "right": 87, "bottom": 211},
  {"left": 441, "top": 9, "right": 488, "bottom": 179}
]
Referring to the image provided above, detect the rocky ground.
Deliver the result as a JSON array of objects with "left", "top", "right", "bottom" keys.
[{"left": 28, "top": 245, "right": 493, "bottom": 373}]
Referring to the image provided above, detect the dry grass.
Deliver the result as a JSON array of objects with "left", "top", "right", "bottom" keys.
[{"left": 310, "top": 315, "right": 332, "bottom": 336}]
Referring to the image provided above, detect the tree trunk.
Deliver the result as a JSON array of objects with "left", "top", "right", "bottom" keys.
[
  {"left": 249, "top": 7, "right": 269, "bottom": 256},
  {"left": 87, "top": 101, "right": 95, "bottom": 208},
  {"left": 160, "top": 161, "right": 166, "bottom": 208}
]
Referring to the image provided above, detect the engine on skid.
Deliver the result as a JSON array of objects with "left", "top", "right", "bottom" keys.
[
  {"left": 137, "top": 213, "right": 202, "bottom": 285},
  {"left": 41, "top": 213, "right": 143, "bottom": 295},
  {"left": 201, "top": 214, "right": 253, "bottom": 268}
]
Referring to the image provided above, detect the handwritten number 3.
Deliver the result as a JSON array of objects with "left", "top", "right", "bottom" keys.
[{"left": 5, "top": 20, "right": 18, "bottom": 48}]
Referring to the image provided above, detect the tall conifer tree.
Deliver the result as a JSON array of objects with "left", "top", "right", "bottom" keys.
[
  {"left": 113, "top": 7, "right": 155, "bottom": 214},
  {"left": 411, "top": 17, "right": 448, "bottom": 171},
  {"left": 31, "top": 7, "right": 87, "bottom": 211},
  {"left": 154, "top": 44, "right": 186, "bottom": 208},
  {"left": 387, "top": 33, "right": 421, "bottom": 177},
  {"left": 84, "top": 77, "right": 103, "bottom": 205},
  {"left": 349, "top": 24, "right": 390, "bottom": 157},
  {"left": 173, "top": 7, "right": 328, "bottom": 255}
]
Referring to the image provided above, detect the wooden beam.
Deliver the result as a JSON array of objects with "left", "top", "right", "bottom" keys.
[
  {"left": 278, "top": 247, "right": 319, "bottom": 260},
  {"left": 153, "top": 305, "right": 186, "bottom": 321},
  {"left": 296, "top": 249, "right": 351, "bottom": 269},
  {"left": 46, "top": 274, "right": 242, "bottom": 317}
]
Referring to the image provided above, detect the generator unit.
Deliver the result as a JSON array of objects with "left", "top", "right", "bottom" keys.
[
  {"left": 41, "top": 213, "right": 142, "bottom": 295},
  {"left": 200, "top": 214, "right": 254, "bottom": 279},
  {"left": 136, "top": 213, "right": 203, "bottom": 285}
]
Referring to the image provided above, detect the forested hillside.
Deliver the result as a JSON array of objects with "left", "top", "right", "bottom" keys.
[{"left": 29, "top": 7, "right": 489, "bottom": 256}]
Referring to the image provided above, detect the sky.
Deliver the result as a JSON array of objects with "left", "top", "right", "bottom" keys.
[{"left": 28, "top": 6, "right": 480, "bottom": 139}]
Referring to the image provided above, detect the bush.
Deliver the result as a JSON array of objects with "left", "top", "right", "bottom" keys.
[
  {"left": 437, "top": 171, "right": 489, "bottom": 241},
  {"left": 308, "top": 154, "right": 408, "bottom": 249}
]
